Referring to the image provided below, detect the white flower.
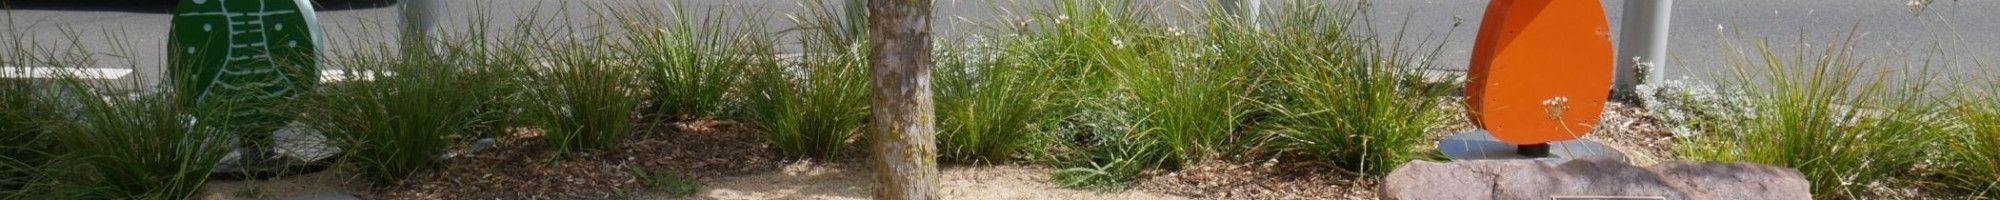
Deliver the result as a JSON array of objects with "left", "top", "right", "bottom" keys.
[{"left": 1543, "top": 96, "right": 1570, "bottom": 119}]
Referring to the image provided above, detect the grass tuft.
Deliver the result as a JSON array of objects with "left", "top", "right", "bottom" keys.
[
  {"left": 1036, "top": 0, "right": 1259, "bottom": 189},
  {"left": 1943, "top": 74, "right": 2000, "bottom": 197},
  {"left": 745, "top": 0, "right": 872, "bottom": 159},
  {"left": 617, "top": 4, "right": 773, "bottom": 120},
  {"left": 630, "top": 166, "right": 701, "bottom": 197},
  {"left": 529, "top": 37, "right": 645, "bottom": 154},
  {"left": 932, "top": 39, "right": 1063, "bottom": 162},
  {"left": 20, "top": 78, "right": 233, "bottom": 200},
  {"left": 305, "top": 42, "right": 518, "bottom": 184},
  {"left": 0, "top": 80, "right": 52, "bottom": 196},
  {"left": 1262, "top": 2, "right": 1453, "bottom": 176},
  {"left": 1679, "top": 35, "right": 1944, "bottom": 198}
]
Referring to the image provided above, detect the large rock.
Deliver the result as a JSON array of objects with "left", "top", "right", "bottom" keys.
[{"left": 1379, "top": 159, "right": 1809, "bottom": 200}]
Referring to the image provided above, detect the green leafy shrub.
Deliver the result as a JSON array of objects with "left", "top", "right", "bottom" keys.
[
  {"left": 746, "top": 0, "right": 871, "bottom": 159},
  {"left": 1679, "top": 37, "right": 1944, "bottom": 198},
  {"left": 618, "top": 5, "right": 773, "bottom": 120},
  {"left": 1047, "top": 92, "right": 1149, "bottom": 191},
  {"left": 1051, "top": 134, "right": 1162, "bottom": 192}
]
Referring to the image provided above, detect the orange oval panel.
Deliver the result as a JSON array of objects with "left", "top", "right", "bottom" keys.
[{"left": 1465, "top": 0, "right": 1614, "bottom": 145}]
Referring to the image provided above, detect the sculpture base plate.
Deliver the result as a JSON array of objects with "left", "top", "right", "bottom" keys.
[{"left": 1439, "top": 130, "right": 1626, "bottom": 163}]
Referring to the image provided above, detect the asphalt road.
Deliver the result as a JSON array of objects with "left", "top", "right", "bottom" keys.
[{"left": 3, "top": 0, "right": 1996, "bottom": 90}]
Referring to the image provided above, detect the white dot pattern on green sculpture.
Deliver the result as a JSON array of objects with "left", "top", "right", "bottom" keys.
[{"left": 168, "top": 0, "right": 322, "bottom": 134}]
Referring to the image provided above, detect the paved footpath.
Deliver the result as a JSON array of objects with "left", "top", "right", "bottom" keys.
[{"left": 3, "top": 0, "right": 1994, "bottom": 90}]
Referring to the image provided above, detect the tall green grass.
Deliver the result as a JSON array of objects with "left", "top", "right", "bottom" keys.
[
  {"left": 529, "top": 37, "right": 645, "bottom": 154},
  {"left": 0, "top": 80, "right": 56, "bottom": 196},
  {"left": 305, "top": 43, "right": 518, "bottom": 184},
  {"left": 1031, "top": 0, "right": 1169, "bottom": 190},
  {"left": 1262, "top": 3, "right": 1453, "bottom": 176},
  {"left": 2, "top": 29, "right": 103, "bottom": 194},
  {"left": 933, "top": 40, "right": 1063, "bottom": 162},
  {"left": 0, "top": 80, "right": 44, "bottom": 195},
  {"left": 12, "top": 77, "right": 234, "bottom": 199},
  {"left": 1944, "top": 75, "right": 2000, "bottom": 197},
  {"left": 0, "top": 51, "right": 56, "bottom": 196},
  {"left": 1117, "top": 28, "right": 1253, "bottom": 166},
  {"left": 746, "top": 0, "right": 871, "bottom": 159},
  {"left": 1037, "top": 0, "right": 1257, "bottom": 190},
  {"left": 1679, "top": 36, "right": 1944, "bottom": 198},
  {"left": 0, "top": 28, "right": 236, "bottom": 199},
  {"left": 617, "top": 4, "right": 773, "bottom": 120}
]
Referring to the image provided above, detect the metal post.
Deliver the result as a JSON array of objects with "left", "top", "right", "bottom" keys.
[
  {"left": 1221, "top": 0, "right": 1260, "bottom": 25},
  {"left": 400, "top": 0, "right": 446, "bottom": 56},
  {"left": 1613, "top": 0, "right": 1672, "bottom": 101}
]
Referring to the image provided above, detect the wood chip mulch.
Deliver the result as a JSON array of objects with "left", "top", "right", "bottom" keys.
[
  {"left": 369, "top": 120, "right": 782, "bottom": 200},
  {"left": 1589, "top": 102, "right": 1680, "bottom": 163},
  {"left": 1134, "top": 159, "right": 1378, "bottom": 200},
  {"left": 1127, "top": 102, "right": 1678, "bottom": 200}
]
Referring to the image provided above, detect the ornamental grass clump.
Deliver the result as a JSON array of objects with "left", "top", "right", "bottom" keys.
[
  {"left": 0, "top": 79, "right": 47, "bottom": 195},
  {"left": 16, "top": 77, "right": 234, "bottom": 200},
  {"left": 1943, "top": 75, "right": 2000, "bottom": 197},
  {"left": 0, "top": 42, "right": 60, "bottom": 195},
  {"left": 1035, "top": 0, "right": 1171, "bottom": 190},
  {"left": 1262, "top": 3, "right": 1454, "bottom": 176},
  {"left": 304, "top": 36, "right": 520, "bottom": 184},
  {"left": 1038, "top": 0, "right": 1258, "bottom": 190},
  {"left": 1115, "top": 16, "right": 1253, "bottom": 167},
  {"left": 2, "top": 30, "right": 98, "bottom": 193},
  {"left": 617, "top": 4, "right": 774, "bottom": 120},
  {"left": 0, "top": 29, "right": 234, "bottom": 199},
  {"left": 745, "top": 0, "right": 871, "bottom": 159},
  {"left": 1679, "top": 36, "right": 1944, "bottom": 198},
  {"left": 529, "top": 37, "right": 645, "bottom": 154},
  {"left": 933, "top": 41, "right": 1063, "bottom": 162}
]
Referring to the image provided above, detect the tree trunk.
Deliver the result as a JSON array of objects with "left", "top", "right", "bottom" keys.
[{"left": 866, "top": 0, "right": 938, "bottom": 199}]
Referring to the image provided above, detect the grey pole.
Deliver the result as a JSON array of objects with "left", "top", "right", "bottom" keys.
[
  {"left": 400, "top": 0, "right": 446, "bottom": 55},
  {"left": 1220, "top": 0, "right": 1261, "bottom": 25},
  {"left": 1613, "top": 0, "right": 1673, "bottom": 101}
]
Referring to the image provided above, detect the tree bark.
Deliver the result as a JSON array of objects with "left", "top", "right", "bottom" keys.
[{"left": 866, "top": 0, "right": 938, "bottom": 199}]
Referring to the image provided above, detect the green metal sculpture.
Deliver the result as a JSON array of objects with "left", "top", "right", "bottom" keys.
[{"left": 168, "top": 0, "right": 323, "bottom": 170}]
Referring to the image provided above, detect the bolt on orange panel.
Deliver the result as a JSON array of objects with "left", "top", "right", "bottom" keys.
[{"left": 1465, "top": 0, "right": 1615, "bottom": 145}]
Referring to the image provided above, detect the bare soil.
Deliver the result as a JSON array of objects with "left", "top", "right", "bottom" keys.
[
  {"left": 687, "top": 161, "right": 1185, "bottom": 200},
  {"left": 1132, "top": 159, "right": 1377, "bottom": 200}
]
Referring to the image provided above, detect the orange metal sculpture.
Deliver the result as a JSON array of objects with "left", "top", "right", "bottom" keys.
[{"left": 1466, "top": 0, "right": 1615, "bottom": 146}]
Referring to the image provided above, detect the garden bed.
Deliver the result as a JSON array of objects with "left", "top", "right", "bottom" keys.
[{"left": 194, "top": 102, "right": 1707, "bottom": 200}]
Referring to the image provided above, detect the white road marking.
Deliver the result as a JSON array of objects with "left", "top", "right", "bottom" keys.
[
  {"left": 0, "top": 66, "right": 134, "bottom": 79},
  {"left": 319, "top": 69, "right": 389, "bottom": 82},
  {"left": 1, "top": 66, "right": 381, "bottom": 83}
]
